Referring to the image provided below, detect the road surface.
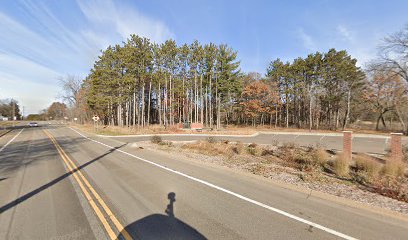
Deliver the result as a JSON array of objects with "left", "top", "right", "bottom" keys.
[{"left": 0, "top": 125, "right": 407, "bottom": 239}]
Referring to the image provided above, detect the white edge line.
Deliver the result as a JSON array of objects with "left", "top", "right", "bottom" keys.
[
  {"left": 0, "top": 128, "right": 24, "bottom": 153},
  {"left": 69, "top": 127, "right": 358, "bottom": 240}
]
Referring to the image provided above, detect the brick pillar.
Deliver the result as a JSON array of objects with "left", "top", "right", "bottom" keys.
[
  {"left": 343, "top": 131, "right": 352, "bottom": 161},
  {"left": 390, "top": 133, "right": 403, "bottom": 162}
]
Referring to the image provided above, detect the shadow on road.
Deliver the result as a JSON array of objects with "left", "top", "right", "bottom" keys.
[
  {"left": 119, "top": 192, "right": 207, "bottom": 240},
  {"left": 0, "top": 137, "right": 126, "bottom": 214}
]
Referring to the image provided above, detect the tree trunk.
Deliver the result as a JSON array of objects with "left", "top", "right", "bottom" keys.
[
  {"left": 376, "top": 112, "right": 383, "bottom": 130},
  {"left": 133, "top": 90, "right": 136, "bottom": 127},
  {"left": 169, "top": 75, "right": 173, "bottom": 126},
  {"left": 141, "top": 82, "right": 145, "bottom": 127},
  {"left": 285, "top": 94, "right": 289, "bottom": 128},
  {"left": 395, "top": 107, "right": 407, "bottom": 133},
  {"left": 182, "top": 76, "right": 185, "bottom": 123},
  {"left": 342, "top": 89, "right": 351, "bottom": 130},
  {"left": 205, "top": 85, "right": 208, "bottom": 126},
  {"left": 209, "top": 74, "right": 213, "bottom": 128},
  {"left": 158, "top": 82, "right": 162, "bottom": 127},
  {"left": 164, "top": 76, "right": 168, "bottom": 128},
  {"left": 147, "top": 81, "right": 152, "bottom": 126},
  {"left": 309, "top": 87, "right": 312, "bottom": 131},
  {"left": 200, "top": 74, "right": 204, "bottom": 124}
]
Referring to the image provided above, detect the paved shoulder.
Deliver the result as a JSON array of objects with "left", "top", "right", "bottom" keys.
[{"left": 0, "top": 127, "right": 102, "bottom": 240}]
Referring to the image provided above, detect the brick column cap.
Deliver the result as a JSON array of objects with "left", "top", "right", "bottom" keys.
[
  {"left": 342, "top": 131, "right": 353, "bottom": 133},
  {"left": 390, "top": 133, "right": 403, "bottom": 135}
]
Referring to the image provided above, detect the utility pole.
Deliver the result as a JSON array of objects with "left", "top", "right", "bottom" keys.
[
  {"left": 11, "top": 99, "right": 15, "bottom": 121},
  {"left": 22, "top": 106, "right": 24, "bottom": 121}
]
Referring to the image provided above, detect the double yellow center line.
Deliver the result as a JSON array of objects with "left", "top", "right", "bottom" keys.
[{"left": 43, "top": 129, "right": 132, "bottom": 240}]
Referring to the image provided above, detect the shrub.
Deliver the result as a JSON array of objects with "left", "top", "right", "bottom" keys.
[
  {"left": 151, "top": 135, "right": 162, "bottom": 144},
  {"left": 294, "top": 151, "right": 315, "bottom": 171},
  {"left": 310, "top": 147, "right": 328, "bottom": 167},
  {"left": 333, "top": 153, "right": 350, "bottom": 177},
  {"left": 353, "top": 155, "right": 381, "bottom": 184},
  {"left": 280, "top": 147, "right": 296, "bottom": 165},
  {"left": 247, "top": 146, "right": 262, "bottom": 156},
  {"left": 261, "top": 148, "right": 274, "bottom": 156},
  {"left": 247, "top": 143, "right": 262, "bottom": 156},
  {"left": 232, "top": 142, "right": 245, "bottom": 154},
  {"left": 206, "top": 136, "right": 217, "bottom": 143},
  {"left": 402, "top": 144, "right": 408, "bottom": 163},
  {"left": 248, "top": 142, "right": 258, "bottom": 148},
  {"left": 159, "top": 141, "right": 173, "bottom": 147},
  {"left": 182, "top": 141, "right": 214, "bottom": 155},
  {"left": 381, "top": 161, "right": 405, "bottom": 177},
  {"left": 282, "top": 141, "right": 296, "bottom": 150},
  {"left": 354, "top": 155, "right": 381, "bottom": 180}
]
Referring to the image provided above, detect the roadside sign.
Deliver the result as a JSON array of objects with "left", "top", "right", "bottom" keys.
[{"left": 92, "top": 115, "right": 100, "bottom": 133}]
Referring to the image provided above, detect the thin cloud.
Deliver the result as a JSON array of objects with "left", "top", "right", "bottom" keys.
[
  {"left": 0, "top": 53, "right": 61, "bottom": 113},
  {"left": 337, "top": 25, "right": 354, "bottom": 42},
  {"left": 77, "top": 0, "right": 174, "bottom": 43},
  {"left": 0, "top": 0, "right": 174, "bottom": 113},
  {"left": 297, "top": 28, "right": 317, "bottom": 52}
]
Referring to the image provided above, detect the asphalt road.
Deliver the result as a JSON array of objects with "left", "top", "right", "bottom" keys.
[
  {"left": 0, "top": 125, "right": 407, "bottom": 239},
  {"left": 104, "top": 132, "right": 408, "bottom": 155}
]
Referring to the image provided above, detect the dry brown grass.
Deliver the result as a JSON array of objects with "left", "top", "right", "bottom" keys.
[
  {"left": 231, "top": 142, "right": 245, "bottom": 154},
  {"left": 182, "top": 140, "right": 269, "bottom": 160},
  {"left": 278, "top": 145, "right": 328, "bottom": 172},
  {"left": 310, "top": 147, "right": 328, "bottom": 167},
  {"left": 72, "top": 123, "right": 184, "bottom": 135},
  {"left": 402, "top": 144, "right": 408, "bottom": 163},
  {"left": 333, "top": 153, "right": 350, "bottom": 177},
  {"left": 182, "top": 141, "right": 235, "bottom": 157},
  {"left": 246, "top": 143, "right": 263, "bottom": 156},
  {"left": 151, "top": 135, "right": 162, "bottom": 144},
  {"left": 372, "top": 176, "right": 408, "bottom": 202},
  {"left": 354, "top": 154, "right": 382, "bottom": 180},
  {"left": 381, "top": 160, "right": 406, "bottom": 178},
  {"left": 352, "top": 154, "right": 382, "bottom": 184},
  {"left": 0, "top": 121, "right": 20, "bottom": 127}
]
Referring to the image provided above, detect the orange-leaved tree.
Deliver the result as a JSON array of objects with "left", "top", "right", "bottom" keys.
[{"left": 240, "top": 80, "right": 278, "bottom": 126}]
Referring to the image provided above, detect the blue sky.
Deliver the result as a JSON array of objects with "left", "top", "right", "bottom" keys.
[{"left": 0, "top": 0, "right": 407, "bottom": 114}]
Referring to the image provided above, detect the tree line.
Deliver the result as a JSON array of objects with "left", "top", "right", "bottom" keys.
[
  {"left": 60, "top": 24, "right": 408, "bottom": 132},
  {"left": 84, "top": 35, "right": 241, "bottom": 129},
  {"left": 0, "top": 99, "right": 21, "bottom": 120}
]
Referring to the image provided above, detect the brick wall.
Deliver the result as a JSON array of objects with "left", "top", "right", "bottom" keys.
[
  {"left": 343, "top": 131, "right": 352, "bottom": 161},
  {"left": 390, "top": 133, "right": 403, "bottom": 162},
  {"left": 191, "top": 122, "right": 203, "bottom": 129}
]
